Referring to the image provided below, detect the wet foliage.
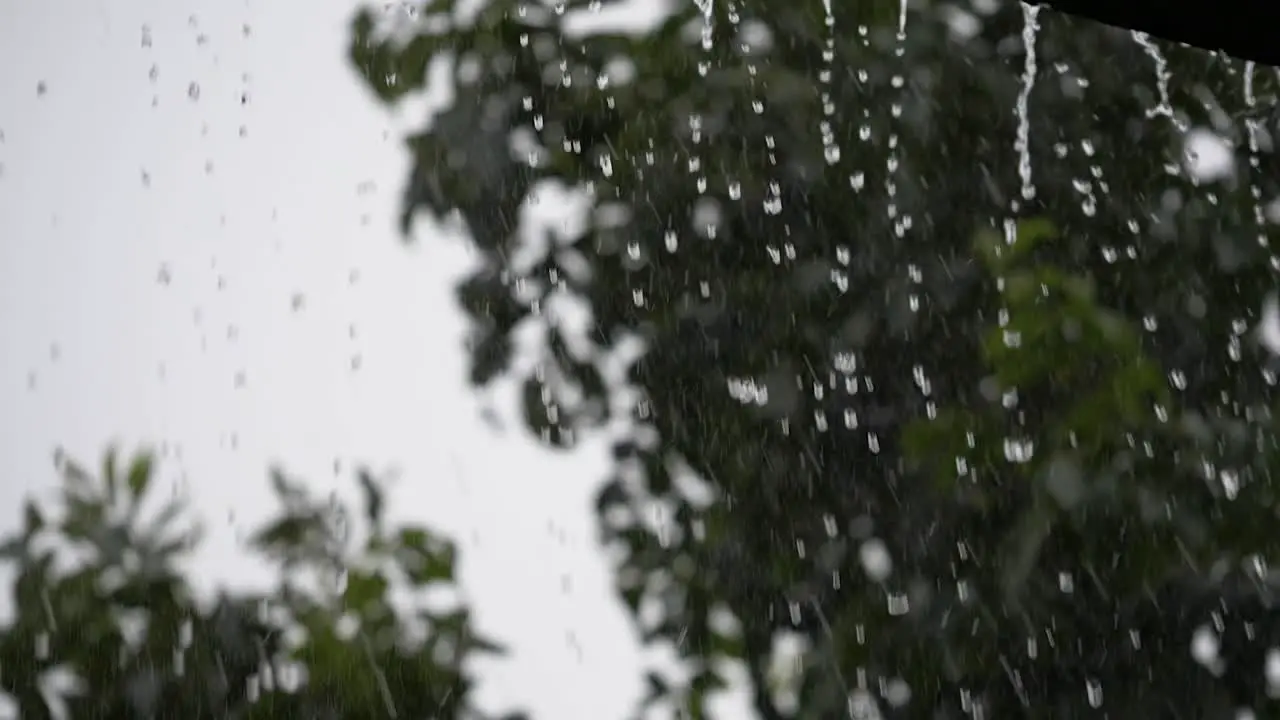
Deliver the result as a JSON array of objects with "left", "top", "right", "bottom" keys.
[
  {"left": 350, "top": 0, "right": 1280, "bottom": 717},
  {"left": 0, "top": 449, "right": 512, "bottom": 720}
]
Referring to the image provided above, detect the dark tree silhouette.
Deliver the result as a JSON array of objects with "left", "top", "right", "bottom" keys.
[{"left": 349, "top": 0, "right": 1280, "bottom": 717}]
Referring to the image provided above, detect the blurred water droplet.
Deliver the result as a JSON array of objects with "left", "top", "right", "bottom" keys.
[
  {"left": 886, "top": 592, "right": 910, "bottom": 616},
  {"left": 1257, "top": 294, "right": 1280, "bottom": 355},
  {"left": 1085, "top": 678, "right": 1103, "bottom": 708},
  {"left": 1190, "top": 625, "right": 1219, "bottom": 668},
  {"left": 860, "top": 538, "right": 892, "bottom": 581},
  {"left": 1003, "top": 437, "right": 1035, "bottom": 463},
  {"left": 36, "top": 81, "right": 47, "bottom": 97},
  {"left": 187, "top": 82, "right": 201, "bottom": 100}
]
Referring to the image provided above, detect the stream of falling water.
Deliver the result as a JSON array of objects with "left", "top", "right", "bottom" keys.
[
  {"left": 1012, "top": 2, "right": 1040, "bottom": 211},
  {"left": 1242, "top": 61, "right": 1269, "bottom": 251},
  {"left": 996, "top": 3, "right": 1042, "bottom": 471},
  {"left": 820, "top": 0, "right": 840, "bottom": 165},
  {"left": 885, "top": 4, "right": 907, "bottom": 240},
  {"left": 1131, "top": 31, "right": 1189, "bottom": 132}
]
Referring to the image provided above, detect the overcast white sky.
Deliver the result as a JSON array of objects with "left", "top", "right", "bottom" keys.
[{"left": 0, "top": 0, "right": 709, "bottom": 717}]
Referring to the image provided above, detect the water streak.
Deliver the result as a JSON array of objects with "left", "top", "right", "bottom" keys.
[
  {"left": 1132, "top": 31, "right": 1188, "bottom": 131},
  {"left": 1014, "top": 3, "right": 1040, "bottom": 205},
  {"left": 1242, "top": 61, "right": 1268, "bottom": 248},
  {"left": 819, "top": 0, "right": 840, "bottom": 165}
]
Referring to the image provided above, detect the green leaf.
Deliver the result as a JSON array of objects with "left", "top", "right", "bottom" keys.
[
  {"left": 22, "top": 501, "right": 43, "bottom": 536},
  {"left": 250, "top": 515, "right": 313, "bottom": 553},
  {"left": 396, "top": 527, "right": 455, "bottom": 585},
  {"left": 60, "top": 494, "right": 105, "bottom": 542},
  {"left": 343, "top": 569, "right": 390, "bottom": 615},
  {"left": 126, "top": 452, "right": 154, "bottom": 503},
  {"left": 0, "top": 538, "right": 23, "bottom": 560},
  {"left": 102, "top": 446, "right": 119, "bottom": 504},
  {"left": 357, "top": 470, "right": 384, "bottom": 532}
]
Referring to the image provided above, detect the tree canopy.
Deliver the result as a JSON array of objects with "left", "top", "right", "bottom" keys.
[{"left": 346, "top": 0, "right": 1280, "bottom": 716}]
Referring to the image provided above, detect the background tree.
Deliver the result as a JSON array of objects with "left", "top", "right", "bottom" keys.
[
  {"left": 0, "top": 448, "right": 517, "bottom": 720},
  {"left": 351, "top": 0, "right": 1280, "bottom": 716}
]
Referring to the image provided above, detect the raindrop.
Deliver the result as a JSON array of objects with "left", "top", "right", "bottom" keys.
[
  {"left": 188, "top": 82, "right": 201, "bottom": 101},
  {"left": 884, "top": 677, "right": 911, "bottom": 708},
  {"left": 1003, "top": 437, "right": 1035, "bottom": 463},
  {"left": 1219, "top": 468, "right": 1240, "bottom": 499},
  {"left": 665, "top": 230, "right": 686, "bottom": 253},
  {"left": 1085, "top": 678, "right": 1103, "bottom": 708},
  {"left": 886, "top": 592, "right": 910, "bottom": 616},
  {"left": 1258, "top": 294, "right": 1280, "bottom": 355},
  {"left": 1190, "top": 625, "right": 1219, "bottom": 668},
  {"left": 1266, "top": 649, "right": 1280, "bottom": 689},
  {"left": 859, "top": 538, "right": 892, "bottom": 581}
]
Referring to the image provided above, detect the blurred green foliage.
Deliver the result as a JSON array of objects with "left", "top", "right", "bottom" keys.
[
  {"left": 348, "top": 0, "right": 1280, "bottom": 717},
  {"left": 0, "top": 449, "right": 517, "bottom": 720}
]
